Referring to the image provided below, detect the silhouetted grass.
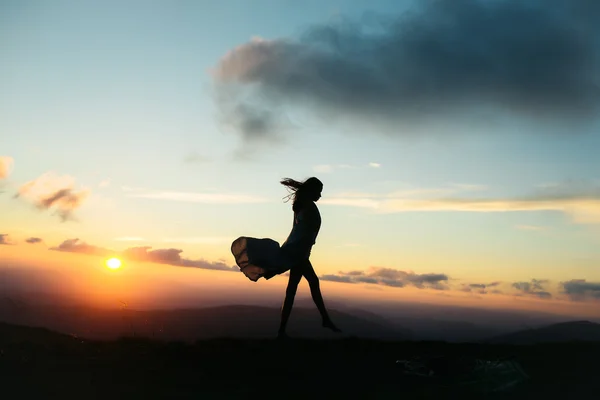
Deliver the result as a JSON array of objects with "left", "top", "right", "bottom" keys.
[{"left": 1, "top": 322, "right": 599, "bottom": 399}]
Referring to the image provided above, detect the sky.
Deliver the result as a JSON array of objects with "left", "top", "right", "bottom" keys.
[{"left": 1, "top": 0, "right": 600, "bottom": 318}]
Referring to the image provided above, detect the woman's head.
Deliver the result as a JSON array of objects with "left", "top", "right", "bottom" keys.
[{"left": 280, "top": 177, "right": 323, "bottom": 211}]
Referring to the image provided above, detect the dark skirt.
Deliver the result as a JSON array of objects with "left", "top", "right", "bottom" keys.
[{"left": 231, "top": 236, "right": 309, "bottom": 282}]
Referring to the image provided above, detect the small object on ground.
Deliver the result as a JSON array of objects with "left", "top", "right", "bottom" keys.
[{"left": 395, "top": 355, "right": 529, "bottom": 393}]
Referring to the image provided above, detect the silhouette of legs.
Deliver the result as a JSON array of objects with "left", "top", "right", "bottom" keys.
[
  {"left": 278, "top": 260, "right": 341, "bottom": 338},
  {"left": 278, "top": 265, "right": 303, "bottom": 338},
  {"left": 302, "top": 261, "right": 341, "bottom": 333}
]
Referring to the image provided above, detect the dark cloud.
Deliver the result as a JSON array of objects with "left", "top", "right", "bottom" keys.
[
  {"left": 122, "top": 246, "right": 237, "bottom": 272},
  {"left": 0, "top": 234, "right": 13, "bottom": 245},
  {"left": 213, "top": 0, "right": 600, "bottom": 142},
  {"left": 25, "top": 237, "right": 43, "bottom": 244},
  {"left": 461, "top": 281, "right": 501, "bottom": 294},
  {"left": 321, "top": 266, "right": 448, "bottom": 289},
  {"left": 512, "top": 279, "right": 552, "bottom": 299},
  {"left": 50, "top": 239, "right": 237, "bottom": 272},
  {"left": 561, "top": 279, "right": 600, "bottom": 301}
]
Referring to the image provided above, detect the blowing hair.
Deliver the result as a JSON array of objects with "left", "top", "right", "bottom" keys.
[{"left": 280, "top": 177, "right": 322, "bottom": 212}]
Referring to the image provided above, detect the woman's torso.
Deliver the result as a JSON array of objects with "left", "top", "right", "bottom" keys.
[{"left": 282, "top": 202, "right": 321, "bottom": 255}]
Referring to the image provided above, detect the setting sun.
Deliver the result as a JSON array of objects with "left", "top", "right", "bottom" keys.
[{"left": 106, "top": 258, "right": 122, "bottom": 269}]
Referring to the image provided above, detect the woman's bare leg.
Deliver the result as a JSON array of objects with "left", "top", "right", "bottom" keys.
[
  {"left": 278, "top": 266, "right": 303, "bottom": 338},
  {"left": 303, "top": 260, "right": 341, "bottom": 332}
]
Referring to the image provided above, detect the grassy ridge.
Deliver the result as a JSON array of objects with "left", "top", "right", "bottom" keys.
[{"left": 1, "top": 322, "right": 599, "bottom": 399}]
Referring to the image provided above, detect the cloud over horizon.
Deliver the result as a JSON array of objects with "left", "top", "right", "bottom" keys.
[
  {"left": 561, "top": 279, "right": 600, "bottom": 301},
  {"left": 461, "top": 281, "right": 502, "bottom": 294},
  {"left": 212, "top": 0, "right": 600, "bottom": 142},
  {"left": 0, "top": 234, "right": 13, "bottom": 245},
  {"left": 512, "top": 279, "right": 552, "bottom": 299},
  {"left": 321, "top": 266, "right": 449, "bottom": 289},
  {"left": 124, "top": 187, "right": 268, "bottom": 204},
  {"left": 50, "top": 238, "right": 237, "bottom": 272},
  {"left": 320, "top": 181, "right": 600, "bottom": 225}
]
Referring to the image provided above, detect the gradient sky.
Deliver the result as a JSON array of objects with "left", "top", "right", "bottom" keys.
[{"left": 2, "top": 0, "right": 600, "bottom": 316}]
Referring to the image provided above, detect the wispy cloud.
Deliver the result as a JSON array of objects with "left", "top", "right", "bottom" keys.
[
  {"left": 368, "top": 162, "right": 381, "bottom": 168},
  {"left": 512, "top": 279, "right": 552, "bottom": 299},
  {"left": 321, "top": 181, "right": 600, "bottom": 225},
  {"left": 125, "top": 189, "right": 268, "bottom": 204},
  {"left": 50, "top": 238, "right": 237, "bottom": 272},
  {"left": 51, "top": 238, "right": 110, "bottom": 257},
  {"left": 25, "top": 237, "right": 43, "bottom": 244},
  {"left": 461, "top": 281, "right": 502, "bottom": 294},
  {"left": 321, "top": 267, "right": 449, "bottom": 290},
  {"left": 15, "top": 172, "right": 89, "bottom": 222},
  {"left": 0, "top": 156, "right": 14, "bottom": 179},
  {"left": 0, "top": 234, "right": 14, "bottom": 245}
]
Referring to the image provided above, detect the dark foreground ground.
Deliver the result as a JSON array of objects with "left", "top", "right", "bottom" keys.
[{"left": 1, "top": 322, "right": 598, "bottom": 399}]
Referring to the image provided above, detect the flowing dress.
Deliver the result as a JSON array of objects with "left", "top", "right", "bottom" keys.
[{"left": 231, "top": 202, "right": 321, "bottom": 282}]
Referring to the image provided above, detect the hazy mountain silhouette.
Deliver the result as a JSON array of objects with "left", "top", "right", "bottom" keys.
[
  {"left": 487, "top": 321, "right": 600, "bottom": 345},
  {"left": 4, "top": 291, "right": 596, "bottom": 343},
  {"left": 0, "top": 298, "right": 413, "bottom": 341}
]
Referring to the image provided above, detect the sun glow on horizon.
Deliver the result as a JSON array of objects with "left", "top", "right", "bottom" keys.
[{"left": 106, "top": 258, "right": 122, "bottom": 269}]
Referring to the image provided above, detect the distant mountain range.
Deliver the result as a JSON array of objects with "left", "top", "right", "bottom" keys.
[
  {"left": 0, "top": 300, "right": 413, "bottom": 341},
  {"left": 488, "top": 320, "right": 600, "bottom": 345},
  {"left": 1, "top": 292, "right": 599, "bottom": 344}
]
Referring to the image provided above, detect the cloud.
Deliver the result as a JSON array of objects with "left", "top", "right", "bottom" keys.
[
  {"left": 461, "top": 281, "right": 501, "bottom": 294},
  {"left": 511, "top": 279, "right": 552, "bottom": 299},
  {"left": 0, "top": 157, "right": 14, "bottom": 179},
  {"left": 50, "top": 239, "right": 237, "bottom": 272},
  {"left": 125, "top": 189, "right": 268, "bottom": 204},
  {"left": 25, "top": 237, "right": 43, "bottom": 244},
  {"left": 368, "top": 162, "right": 381, "bottom": 168},
  {"left": 98, "top": 179, "right": 111, "bottom": 188},
  {"left": 0, "top": 234, "right": 13, "bottom": 245},
  {"left": 15, "top": 172, "right": 89, "bottom": 222},
  {"left": 321, "top": 266, "right": 449, "bottom": 289},
  {"left": 50, "top": 238, "right": 111, "bottom": 257},
  {"left": 561, "top": 279, "right": 600, "bottom": 301},
  {"left": 212, "top": 0, "right": 600, "bottom": 141},
  {"left": 121, "top": 246, "right": 237, "bottom": 272},
  {"left": 320, "top": 181, "right": 600, "bottom": 225}
]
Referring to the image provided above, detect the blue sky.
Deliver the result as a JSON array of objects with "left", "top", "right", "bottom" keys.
[{"left": 2, "top": 0, "right": 600, "bottom": 305}]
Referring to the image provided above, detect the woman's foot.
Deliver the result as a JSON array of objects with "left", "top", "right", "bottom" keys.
[{"left": 322, "top": 319, "right": 342, "bottom": 333}]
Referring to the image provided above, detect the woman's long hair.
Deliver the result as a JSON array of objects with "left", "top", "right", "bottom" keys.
[{"left": 280, "top": 177, "right": 322, "bottom": 212}]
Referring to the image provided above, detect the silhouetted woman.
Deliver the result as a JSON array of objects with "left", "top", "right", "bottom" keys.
[{"left": 231, "top": 177, "right": 341, "bottom": 339}]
